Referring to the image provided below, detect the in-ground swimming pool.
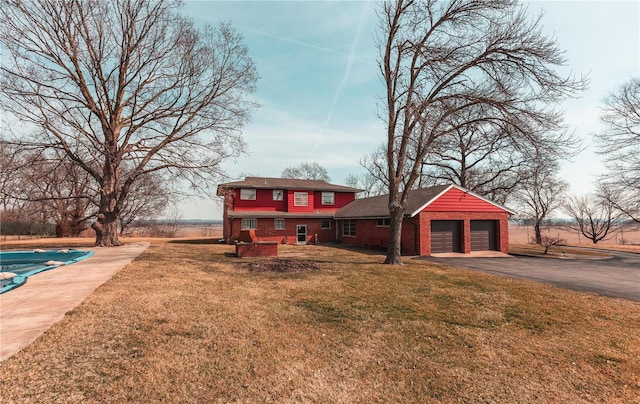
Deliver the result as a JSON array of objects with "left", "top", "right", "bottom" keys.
[{"left": 0, "top": 249, "right": 95, "bottom": 294}]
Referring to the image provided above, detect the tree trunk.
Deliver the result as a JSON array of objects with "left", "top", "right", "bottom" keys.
[
  {"left": 534, "top": 221, "right": 542, "bottom": 244},
  {"left": 92, "top": 181, "right": 122, "bottom": 246},
  {"left": 384, "top": 203, "right": 405, "bottom": 265},
  {"left": 92, "top": 213, "right": 121, "bottom": 246}
]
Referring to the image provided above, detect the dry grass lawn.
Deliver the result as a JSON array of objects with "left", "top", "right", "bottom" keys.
[{"left": 1, "top": 243, "right": 639, "bottom": 403}]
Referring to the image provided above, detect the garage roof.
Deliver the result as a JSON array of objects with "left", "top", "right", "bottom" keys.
[{"left": 334, "top": 184, "right": 516, "bottom": 219}]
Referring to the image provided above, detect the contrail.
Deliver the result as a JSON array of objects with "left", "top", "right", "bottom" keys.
[
  {"left": 237, "top": 24, "right": 374, "bottom": 66},
  {"left": 311, "top": 1, "right": 373, "bottom": 156}
]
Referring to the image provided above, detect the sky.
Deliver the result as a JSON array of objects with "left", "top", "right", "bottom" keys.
[{"left": 178, "top": 0, "right": 640, "bottom": 220}]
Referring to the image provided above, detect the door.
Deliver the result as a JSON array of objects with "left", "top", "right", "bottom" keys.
[
  {"left": 470, "top": 220, "right": 498, "bottom": 251},
  {"left": 296, "top": 225, "right": 307, "bottom": 245},
  {"left": 430, "top": 220, "right": 462, "bottom": 253}
]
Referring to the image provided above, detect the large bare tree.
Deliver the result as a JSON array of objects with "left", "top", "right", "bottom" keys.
[
  {"left": 0, "top": 0, "right": 257, "bottom": 246},
  {"left": 377, "top": 0, "right": 586, "bottom": 264},
  {"left": 419, "top": 104, "right": 581, "bottom": 205},
  {"left": 595, "top": 77, "right": 640, "bottom": 222}
]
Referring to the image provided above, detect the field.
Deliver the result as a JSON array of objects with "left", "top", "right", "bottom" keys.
[{"left": 0, "top": 240, "right": 639, "bottom": 403}]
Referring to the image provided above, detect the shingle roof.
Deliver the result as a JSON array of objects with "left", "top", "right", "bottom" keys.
[
  {"left": 335, "top": 185, "right": 451, "bottom": 219},
  {"left": 217, "top": 177, "right": 362, "bottom": 195}
]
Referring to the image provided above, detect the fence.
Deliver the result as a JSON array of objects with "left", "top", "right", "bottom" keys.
[{"left": 1, "top": 222, "right": 56, "bottom": 240}]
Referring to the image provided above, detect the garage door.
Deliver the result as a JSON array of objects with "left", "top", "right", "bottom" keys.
[
  {"left": 430, "top": 221, "right": 462, "bottom": 253},
  {"left": 470, "top": 220, "right": 497, "bottom": 251}
]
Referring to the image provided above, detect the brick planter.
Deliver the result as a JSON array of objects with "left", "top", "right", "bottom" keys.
[{"left": 235, "top": 242, "right": 278, "bottom": 258}]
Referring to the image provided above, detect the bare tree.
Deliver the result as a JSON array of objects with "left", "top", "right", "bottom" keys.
[
  {"left": 281, "top": 162, "right": 330, "bottom": 181},
  {"left": 514, "top": 152, "right": 568, "bottom": 244},
  {"left": 118, "top": 171, "right": 176, "bottom": 236},
  {"left": 595, "top": 77, "right": 640, "bottom": 222},
  {"left": 0, "top": 142, "right": 93, "bottom": 236},
  {"left": 345, "top": 172, "right": 385, "bottom": 198},
  {"left": 419, "top": 121, "right": 527, "bottom": 205},
  {"left": 22, "top": 150, "right": 96, "bottom": 237},
  {"left": 0, "top": 0, "right": 257, "bottom": 246},
  {"left": 565, "top": 188, "right": 620, "bottom": 244},
  {"left": 419, "top": 104, "right": 581, "bottom": 205},
  {"left": 377, "top": 0, "right": 586, "bottom": 264},
  {"left": 0, "top": 140, "right": 24, "bottom": 212}
]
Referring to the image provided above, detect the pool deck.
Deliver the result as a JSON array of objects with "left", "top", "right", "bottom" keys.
[{"left": 0, "top": 242, "right": 149, "bottom": 361}]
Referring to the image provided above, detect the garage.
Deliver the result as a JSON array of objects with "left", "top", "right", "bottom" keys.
[
  {"left": 431, "top": 220, "right": 462, "bottom": 253},
  {"left": 470, "top": 220, "right": 498, "bottom": 251}
]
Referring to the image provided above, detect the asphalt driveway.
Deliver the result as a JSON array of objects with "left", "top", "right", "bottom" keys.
[{"left": 417, "top": 250, "right": 640, "bottom": 302}]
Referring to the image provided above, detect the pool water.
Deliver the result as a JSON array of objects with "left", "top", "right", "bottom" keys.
[{"left": 0, "top": 249, "right": 95, "bottom": 293}]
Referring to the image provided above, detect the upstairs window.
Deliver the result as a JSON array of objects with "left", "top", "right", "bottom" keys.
[
  {"left": 240, "top": 188, "right": 256, "bottom": 200},
  {"left": 376, "top": 218, "right": 391, "bottom": 227},
  {"left": 321, "top": 192, "right": 335, "bottom": 205},
  {"left": 293, "top": 192, "right": 308, "bottom": 206},
  {"left": 273, "top": 190, "right": 284, "bottom": 201}
]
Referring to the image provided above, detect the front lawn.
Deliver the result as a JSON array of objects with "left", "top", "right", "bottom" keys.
[{"left": 1, "top": 243, "right": 638, "bottom": 402}]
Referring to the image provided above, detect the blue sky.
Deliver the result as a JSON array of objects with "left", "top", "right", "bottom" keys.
[{"left": 179, "top": 0, "right": 640, "bottom": 219}]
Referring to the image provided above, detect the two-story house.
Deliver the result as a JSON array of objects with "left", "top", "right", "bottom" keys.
[
  {"left": 217, "top": 177, "right": 361, "bottom": 245},
  {"left": 218, "top": 177, "right": 514, "bottom": 256}
]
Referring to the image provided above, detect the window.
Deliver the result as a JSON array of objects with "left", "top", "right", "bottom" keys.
[
  {"left": 321, "top": 192, "right": 335, "bottom": 205},
  {"left": 241, "top": 219, "right": 257, "bottom": 230},
  {"left": 343, "top": 220, "right": 356, "bottom": 236},
  {"left": 321, "top": 219, "right": 331, "bottom": 229},
  {"left": 376, "top": 218, "right": 391, "bottom": 227},
  {"left": 273, "top": 190, "right": 284, "bottom": 201},
  {"left": 294, "top": 192, "right": 308, "bottom": 206},
  {"left": 274, "top": 218, "right": 285, "bottom": 230},
  {"left": 240, "top": 188, "right": 256, "bottom": 200}
]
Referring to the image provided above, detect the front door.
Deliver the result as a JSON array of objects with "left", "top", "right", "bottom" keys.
[{"left": 296, "top": 225, "right": 307, "bottom": 245}]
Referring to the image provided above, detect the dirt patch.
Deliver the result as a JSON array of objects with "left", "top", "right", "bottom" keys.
[{"left": 247, "top": 258, "right": 320, "bottom": 273}]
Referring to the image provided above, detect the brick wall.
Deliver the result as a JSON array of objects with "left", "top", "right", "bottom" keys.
[
  {"left": 416, "top": 211, "right": 510, "bottom": 255},
  {"left": 338, "top": 212, "right": 510, "bottom": 256},
  {"left": 337, "top": 219, "right": 417, "bottom": 255},
  {"left": 228, "top": 218, "right": 337, "bottom": 244}
]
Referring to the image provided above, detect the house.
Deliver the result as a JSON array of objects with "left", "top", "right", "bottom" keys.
[
  {"left": 218, "top": 178, "right": 514, "bottom": 256},
  {"left": 334, "top": 184, "right": 515, "bottom": 256},
  {"left": 216, "top": 177, "right": 361, "bottom": 245}
]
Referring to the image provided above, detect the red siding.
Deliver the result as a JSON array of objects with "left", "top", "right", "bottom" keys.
[
  {"left": 312, "top": 191, "right": 356, "bottom": 211},
  {"left": 233, "top": 189, "right": 286, "bottom": 211},
  {"left": 423, "top": 187, "right": 505, "bottom": 213},
  {"left": 287, "top": 190, "right": 315, "bottom": 212}
]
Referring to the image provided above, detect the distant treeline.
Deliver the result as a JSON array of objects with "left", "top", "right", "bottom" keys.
[
  {"left": 509, "top": 218, "right": 638, "bottom": 227},
  {"left": 132, "top": 219, "right": 222, "bottom": 226}
]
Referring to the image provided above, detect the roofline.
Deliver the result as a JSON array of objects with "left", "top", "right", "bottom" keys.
[
  {"left": 408, "top": 184, "right": 517, "bottom": 217},
  {"left": 334, "top": 215, "right": 395, "bottom": 220},
  {"left": 408, "top": 184, "right": 454, "bottom": 217},
  {"left": 227, "top": 211, "right": 337, "bottom": 219},
  {"left": 217, "top": 177, "right": 363, "bottom": 193}
]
